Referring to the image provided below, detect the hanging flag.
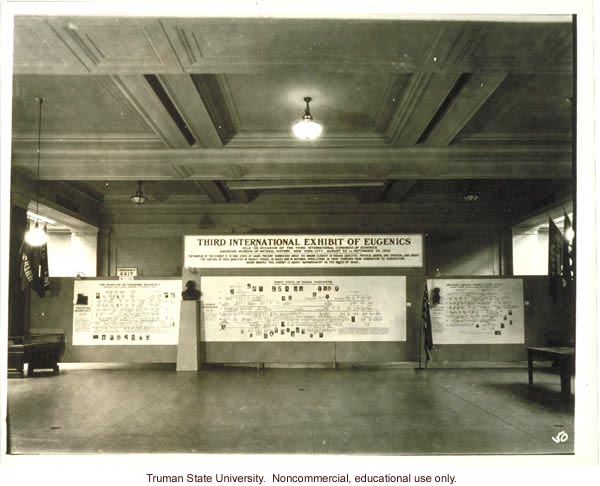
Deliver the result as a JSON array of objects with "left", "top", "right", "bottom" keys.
[
  {"left": 20, "top": 240, "right": 34, "bottom": 290},
  {"left": 39, "top": 224, "right": 51, "bottom": 295},
  {"left": 548, "top": 217, "right": 565, "bottom": 303},
  {"left": 422, "top": 283, "right": 433, "bottom": 364},
  {"left": 19, "top": 225, "right": 51, "bottom": 298}
]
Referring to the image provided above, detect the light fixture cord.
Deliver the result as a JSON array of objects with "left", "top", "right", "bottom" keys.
[
  {"left": 35, "top": 98, "right": 44, "bottom": 221},
  {"left": 304, "top": 98, "right": 311, "bottom": 118}
]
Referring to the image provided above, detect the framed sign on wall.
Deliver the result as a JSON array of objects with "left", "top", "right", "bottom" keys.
[{"left": 184, "top": 234, "right": 423, "bottom": 268}]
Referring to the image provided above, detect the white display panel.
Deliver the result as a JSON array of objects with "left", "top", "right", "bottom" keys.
[
  {"left": 201, "top": 276, "right": 406, "bottom": 342},
  {"left": 185, "top": 234, "right": 422, "bottom": 268},
  {"left": 427, "top": 279, "right": 525, "bottom": 344},
  {"left": 72, "top": 280, "right": 181, "bottom": 345}
]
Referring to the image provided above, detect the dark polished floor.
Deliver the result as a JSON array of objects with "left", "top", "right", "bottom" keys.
[{"left": 7, "top": 366, "right": 574, "bottom": 455}]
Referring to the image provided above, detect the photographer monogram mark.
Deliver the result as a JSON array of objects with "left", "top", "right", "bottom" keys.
[{"left": 552, "top": 431, "right": 569, "bottom": 443}]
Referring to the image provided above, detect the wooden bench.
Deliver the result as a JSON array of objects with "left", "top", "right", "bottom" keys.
[
  {"left": 526, "top": 346, "right": 575, "bottom": 399},
  {"left": 8, "top": 333, "right": 65, "bottom": 377}
]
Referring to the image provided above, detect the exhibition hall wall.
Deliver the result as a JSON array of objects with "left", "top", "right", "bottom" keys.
[{"left": 28, "top": 239, "right": 571, "bottom": 365}]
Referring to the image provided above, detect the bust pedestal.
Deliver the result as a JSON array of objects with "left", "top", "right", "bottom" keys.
[{"left": 176, "top": 300, "right": 201, "bottom": 371}]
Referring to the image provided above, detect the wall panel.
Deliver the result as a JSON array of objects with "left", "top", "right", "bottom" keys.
[
  {"left": 425, "top": 235, "right": 501, "bottom": 276},
  {"left": 29, "top": 278, "right": 176, "bottom": 363},
  {"left": 115, "top": 236, "right": 182, "bottom": 276},
  {"left": 186, "top": 266, "right": 431, "bottom": 364},
  {"left": 28, "top": 211, "right": 569, "bottom": 366}
]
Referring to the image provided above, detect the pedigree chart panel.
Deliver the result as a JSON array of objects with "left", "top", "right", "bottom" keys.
[{"left": 201, "top": 276, "right": 407, "bottom": 342}]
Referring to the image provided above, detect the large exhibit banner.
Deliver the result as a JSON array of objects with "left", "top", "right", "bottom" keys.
[
  {"left": 72, "top": 280, "right": 181, "bottom": 345},
  {"left": 427, "top": 278, "right": 525, "bottom": 344},
  {"left": 184, "top": 234, "right": 422, "bottom": 268},
  {"left": 201, "top": 276, "right": 406, "bottom": 342}
]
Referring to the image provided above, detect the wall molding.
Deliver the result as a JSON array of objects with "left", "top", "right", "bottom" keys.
[{"left": 12, "top": 146, "right": 573, "bottom": 180}]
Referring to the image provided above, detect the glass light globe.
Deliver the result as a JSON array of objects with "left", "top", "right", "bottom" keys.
[
  {"left": 25, "top": 224, "right": 47, "bottom": 246},
  {"left": 131, "top": 181, "right": 148, "bottom": 205},
  {"left": 131, "top": 191, "right": 147, "bottom": 205},
  {"left": 292, "top": 119, "right": 322, "bottom": 140},
  {"left": 565, "top": 227, "right": 575, "bottom": 242}
]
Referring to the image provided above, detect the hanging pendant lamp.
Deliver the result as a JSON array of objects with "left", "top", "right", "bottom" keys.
[
  {"left": 131, "top": 181, "right": 148, "bottom": 205},
  {"left": 292, "top": 97, "right": 322, "bottom": 140},
  {"left": 462, "top": 181, "right": 480, "bottom": 203}
]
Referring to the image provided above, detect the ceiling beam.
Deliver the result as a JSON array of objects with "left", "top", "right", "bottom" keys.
[
  {"left": 193, "top": 180, "right": 230, "bottom": 204},
  {"left": 12, "top": 146, "right": 572, "bottom": 180},
  {"left": 384, "top": 181, "right": 417, "bottom": 203},
  {"left": 226, "top": 179, "right": 386, "bottom": 190},
  {"left": 388, "top": 73, "right": 462, "bottom": 147},
  {"left": 190, "top": 75, "right": 238, "bottom": 143},
  {"left": 110, "top": 75, "right": 191, "bottom": 149},
  {"left": 158, "top": 75, "right": 224, "bottom": 148},
  {"left": 422, "top": 73, "right": 508, "bottom": 147},
  {"left": 228, "top": 189, "right": 254, "bottom": 204}
]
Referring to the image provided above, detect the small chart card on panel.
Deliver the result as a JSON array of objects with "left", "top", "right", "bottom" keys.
[
  {"left": 185, "top": 234, "right": 422, "bottom": 268},
  {"left": 72, "top": 280, "right": 181, "bottom": 345},
  {"left": 201, "top": 276, "right": 406, "bottom": 342},
  {"left": 427, "top": 278, "right": 525, "bottom": 344}
]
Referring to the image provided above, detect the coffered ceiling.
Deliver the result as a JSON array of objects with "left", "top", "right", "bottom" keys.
[{"left": 10, "top": 15, "right": 574, "bottom": 228}]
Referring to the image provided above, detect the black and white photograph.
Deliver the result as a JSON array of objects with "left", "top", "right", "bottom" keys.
[{"left": 0, "top": 0, "right": 597, "bottom": 483}]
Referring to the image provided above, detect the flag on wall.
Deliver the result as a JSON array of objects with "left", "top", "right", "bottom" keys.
[
  {"left": 20, "top": 225, "right": 50, "bottom": 298},
  {"left": 548, "top": 217, "right": 566, "bottom": 303},
  {"left": 422, "top": 283, "right": 433, "bottom": 364},
  {"left": 39, "top": 231, "right": 50, "bottom": 293}
]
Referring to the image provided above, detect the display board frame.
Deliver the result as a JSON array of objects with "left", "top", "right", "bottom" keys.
[
  {"left": 72, "top": 278, "right": 182, "bottom": 346},
  {"left": 200, "top": 275, "right": 407, "bottom": 342},
  {"left": 427, "top": 277, "right": 525, "bottom": 345}
]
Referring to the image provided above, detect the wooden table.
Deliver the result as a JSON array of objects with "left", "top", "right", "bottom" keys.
[
  {"left": 526, "top": 346, "right": 575, "bottom": 399},
  {"left": 8, "top": 333, "right": 65, "bottom": 377}
]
